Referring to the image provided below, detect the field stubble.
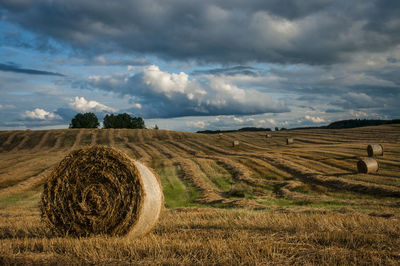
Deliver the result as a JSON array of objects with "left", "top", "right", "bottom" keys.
[{"left": 0, "top": 125, "right": 399, "bottom": 264}]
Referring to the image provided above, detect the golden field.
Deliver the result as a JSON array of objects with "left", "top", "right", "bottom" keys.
[{"left": 0, "top": 125, "right": 399, "bottom": 264}]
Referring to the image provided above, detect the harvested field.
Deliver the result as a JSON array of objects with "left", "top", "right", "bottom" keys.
[{"left": 0, "top": 125, "right": 400, "bottom": 264}]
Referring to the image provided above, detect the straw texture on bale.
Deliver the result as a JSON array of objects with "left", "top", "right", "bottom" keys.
[
  {"left": 41, "top": 145, "right": 163, "bottom": 237},
  {"left": 367, "top": 144, "right": 383, "bottom": 157},
  {"left": 357, "top": 158, "right": 379, "bottom": 174},
  {"left": 286, "top": 138, "right": 294, "bottom": 145},
  {"left": 232, "top": 140, "right": 240, "bottom": 147}
]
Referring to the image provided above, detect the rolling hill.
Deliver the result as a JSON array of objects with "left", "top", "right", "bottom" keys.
[{"left": 1, "top": 125, "right": 400, "bottom": 264}]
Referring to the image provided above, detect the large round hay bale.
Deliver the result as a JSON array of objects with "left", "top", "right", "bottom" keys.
[
  {"left": 266, "top": 134, "right": 272, "bottom": 138},
  {"left": 286, "top": 138, "right": 294, "bottom": 145},
  {"left": 357, "top": 158, "right": 379, "bottom": 174},
  {"left": 367, "top": 144, "right": 383, "bottom": 157},
  {"left": 41, "top": 145, "right": 163, "bottom": 237},
  {"left": 232, "top": 140, "right": 240, "bottom": 147}
]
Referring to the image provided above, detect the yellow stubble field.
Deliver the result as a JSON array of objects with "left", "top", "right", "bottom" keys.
[{"left": 0, "top": 125, "right": 399, "bottom": 264}]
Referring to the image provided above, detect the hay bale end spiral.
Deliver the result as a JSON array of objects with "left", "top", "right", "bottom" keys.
[{"left": 41, "top": 145, "right": 163, "bottom": 238}]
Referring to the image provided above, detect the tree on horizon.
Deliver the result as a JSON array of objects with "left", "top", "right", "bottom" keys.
[
  {"left": 69, "top": 112, "right": 99, "bottom": 128},
  {"left": 103, "top": 113, "right": 145, "bottom": 129}
]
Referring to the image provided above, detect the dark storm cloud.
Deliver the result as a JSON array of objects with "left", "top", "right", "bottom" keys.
[
  {"left": 191, "top": 66, "right": 258, "bottom": 76},
  {"left": 0, "top": 62, "right": 65, "bottom": 76},
  {"left": 325, "top": 109, "right": 343, "bottom": 113},
  {"left": 1, "top": 0, "right": 399, "bottom": 65},
  {"left": 330, "top": 92, "right": 385, "bottom": 109},
  {"left": 202, "top": 62, "right": 400, "bottom": 118}
]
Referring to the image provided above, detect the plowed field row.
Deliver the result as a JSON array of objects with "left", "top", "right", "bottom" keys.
[{"left": 0, "top": 125, "right": 399, "bottom": 214}]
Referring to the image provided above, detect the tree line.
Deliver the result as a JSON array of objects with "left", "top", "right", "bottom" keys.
[
  {"left": 69, "top": 112, "right": 146, "bottom": 129},
  {"left": 290, "top": 119, "right": 400, "bottom": 130}
]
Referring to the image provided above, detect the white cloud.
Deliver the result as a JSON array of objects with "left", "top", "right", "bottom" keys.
[
  {"left": 69, "top": 96, "right": 115, "bottom": 113},
  {"left": 143, "top": 65, "right": 190, "bottom": 97},
  {"left": 85, "top": 65, "right": 288, "bottom": 118},
  {"left": 0, "top": 104, "right": 15, "bottom": 110},
  {"left": 305, "top": 115, "right": 325, "bottom": 123},
  {"left": 349, "top": 110, "right": 369, "bottom": 118},
  {"left": 233, "top": 117, "right": 244, "bottom": 123},
  {"left": 23, "top": 108, "right": 61, "bottom": 120},
  {"left": 187, "top": 121, "right": 206, "bottom": 129}
]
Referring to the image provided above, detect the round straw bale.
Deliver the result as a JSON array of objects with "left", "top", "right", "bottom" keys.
[
  {"left": 367, "top": 144, "right": 383, "bottom": 157},
  {"left": 357, "top": 158, "right": 379, "bottom": 174},
  {"left": 286, "top": 138, "right": 294, "bottom": 145},
  {"left": 232, "top": 140, "right": 240, "bottom": 147},
  {"left": 41, "top": 145, "right": 163, "bottom": 237},
  {"left": 266, "top": 134, "right": 272, "bottom": 138}
]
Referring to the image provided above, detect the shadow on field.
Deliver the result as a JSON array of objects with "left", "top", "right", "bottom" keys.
[{"left": 0, "top": 226, "right": 56, "bottom": 240}]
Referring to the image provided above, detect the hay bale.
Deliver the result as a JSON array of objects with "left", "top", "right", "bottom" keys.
[
  {"left": 218, "top": 133, "right": 223, "bottom": 138},
  {"left": 286, "top": 138, "right": 294, "bottom": 145},
  {"left": 266, "top": 134, "right": 272, "bottom": 138},
  {"left": 357, "top": 158, "right": 379, "bottom": 174},
  {"left": 367, "top": 144, "right": 383, "bottom": 157},
  {"left": 41, "top": 145, "right": 163, "bottom": 237},
  {"left": 232, "top": 140, "right": 240, "bottom": 147}
]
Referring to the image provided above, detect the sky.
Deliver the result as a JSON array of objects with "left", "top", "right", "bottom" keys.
[{"left": 0, "top": 0, "right": 399, "bottom": 132}]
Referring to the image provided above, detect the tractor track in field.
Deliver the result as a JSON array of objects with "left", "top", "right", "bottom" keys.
[
  {"left": 90, "top": 129, "right": 97, "bottom": 146},
  {"left": 179, "top": 136, "right": 400, "bottom": 198},
  {"left": 1, "top": 125, "right": 399, "bottom": 212},
  {"left": 1, "top": 131, "right": 19, "bottom": 151},
  {"left": 71, "top": 130, "right": 84, "bottom": 150},
  {"left": 108, "top": 129, "right": 115, "bottom": 147},
  {"left": 12, "top": 133, "right": 30, "bottom": 152},
  {"left": 51, "top": 131, "right": 66, "bottom": 151},
  {"left": 32, "top": 131, "right": 51, "bottom": 152},
  {"left": 0, "top": 167, "right": 53, "bottom": 198}
]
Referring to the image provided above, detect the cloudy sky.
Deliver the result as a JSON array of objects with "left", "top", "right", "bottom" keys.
[{"left": 1, "top": 0, "right": 399, "bottom": 131}]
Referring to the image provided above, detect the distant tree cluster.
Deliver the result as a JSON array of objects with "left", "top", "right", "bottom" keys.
[
  {"left": 69, "top": 112, "right": 145, "bottom": 129},
  {"left": 103, "top": 113, "right": 145, "bottom": 129},
  {"left": 326, "top": 119, "right": 400, "bottom": 129},
  {"left": 69, "top": 112, "right": 99, "bottom": 129}
]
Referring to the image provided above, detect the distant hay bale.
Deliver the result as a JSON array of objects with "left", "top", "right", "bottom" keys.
[
  {"left": 232, "top": 140, "right": 240, "bottom": 147},
  {"left": 357, "top": 158, "right": 379, "bottom": 174},
  {"left": 266, "top": 134, "right": 272, "bottom": 138},
  {"left": 218, "top": 133, "right": 223, "bottom": 137},
  {"left": 286, "top": 138, "right": 294, "bottom": 145},
  {"left": 41, "top": 145, "right": 163, "bottom": 238},
  {"left": 367, "top": 144, "right": 383, "bottom": 157}
]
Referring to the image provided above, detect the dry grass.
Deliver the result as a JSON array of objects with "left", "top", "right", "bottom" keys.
[
  {"left": 0, "top": 208, "right": 399, "bottom": 265},
  {"left": 1, "top": 125, "right": 400, "bottom": 264}
]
